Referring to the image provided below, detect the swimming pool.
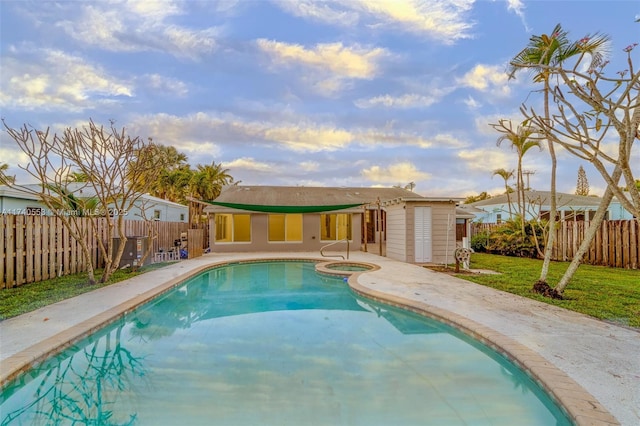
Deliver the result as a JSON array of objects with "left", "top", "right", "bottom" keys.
[{"left": 1, "top": 260, "right": 571, "bottom": 425}]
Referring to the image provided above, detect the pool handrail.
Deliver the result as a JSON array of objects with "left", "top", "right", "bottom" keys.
[{"left": 320, "top": 238, "right": 350, "bottom": 260}]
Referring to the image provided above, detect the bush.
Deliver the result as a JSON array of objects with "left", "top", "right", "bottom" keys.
[
  {"left": 485, "top": 218, "right": 542, "bottom": 258},
  {"left": 470, "top": 230, "right": 491, "bottom": 252}
]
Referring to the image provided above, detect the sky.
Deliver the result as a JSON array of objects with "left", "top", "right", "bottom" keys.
[{"left": 1, "top": 0, "right": 638, "bottom": 199}]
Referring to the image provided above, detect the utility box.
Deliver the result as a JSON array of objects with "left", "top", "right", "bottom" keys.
[{"left": 113, "top": 236, "right": 150, "bottom": 268}]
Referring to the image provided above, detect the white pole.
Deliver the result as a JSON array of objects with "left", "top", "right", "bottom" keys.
[{"left": 445, "top": 213, "right": 450, "bottom": 266}]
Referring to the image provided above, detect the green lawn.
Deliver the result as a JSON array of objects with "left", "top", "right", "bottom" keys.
[
  {"left": 462, "top": 253, "right": 640, "bottom": 328},
  {"left": 0, "top": 263, "right": 174, "bottom": 320},
  {"left": 1, "top": 254, "right": 638, "bottom": 328}
]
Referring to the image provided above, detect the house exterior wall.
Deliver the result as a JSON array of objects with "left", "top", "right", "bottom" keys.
[
  {"left": 0, "top": 190, "right": 187, "bottom": 222},
  {"left": 609, "top": 201, "right": 635, "bottom": 220},
  {"left": 126, "top": 200, "right": 188, "bottom": 222},
  {"left": 405, "top": 201, "right": 457, "bottom": 264},
  {"left": 0, "top": 196, "right": 48, "bottom": 215},
  {"left": 472, "top": 203, "right": 619, "bottom": 223},
  {"left": 382, "top": 200, "right": 457, "bottom": 264},
  {"left": 209, "top": 211, "right": 363, "bottom": 254},
  {"left": 385, "top": 204, "right": 406, "bottom": 261}
]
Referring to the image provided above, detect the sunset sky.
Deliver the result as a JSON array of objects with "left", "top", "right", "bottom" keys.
[{"left": 1, "top": 0, "right": 638, "bottom": 198}]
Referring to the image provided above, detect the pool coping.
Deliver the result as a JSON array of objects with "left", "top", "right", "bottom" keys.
[{"left": 0, "top": 255, "right": 622, "bottom": 425}]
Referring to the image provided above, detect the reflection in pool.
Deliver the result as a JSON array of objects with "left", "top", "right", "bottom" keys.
[{"left": 1, "top": 261, "right": 571, "bottom": 425}]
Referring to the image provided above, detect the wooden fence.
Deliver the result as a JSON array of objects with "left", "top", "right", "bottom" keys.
[
  {"left": 1, "top": 215, "right": 190, "bottom": 289},
  {"left": 471, "top": 220, "right": 640, "bottom": 269}
]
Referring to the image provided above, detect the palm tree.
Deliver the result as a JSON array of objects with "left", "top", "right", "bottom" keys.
[
  {"left": 65, "top": 170, "right": 90, "bottom": 183},
  {"left": 1, "top": 163, "right": 16, "bottom": 185},
  {"left": 189, "top": 162, "right": 234, "bottom": 224},
  {"left": 495, "top": 122, "right": 542, "bottom": 236},
  {"left": 153, "top": 165, "right": 193, "bottom": 203},
  {"left": 492, "top": 168, "right": 515, "bottom": 217},
  {"left": 508, "top": 23, "right": 610, "bottom": 283},
  {"left": 129, "top": 144, "right": 188, "bottom": 194}
]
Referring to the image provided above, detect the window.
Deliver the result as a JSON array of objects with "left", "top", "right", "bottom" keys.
[
  {"left": 180, "top": 213, "right": 185, "bottom": 221},
  {"left": 153, "top": 210, "right": 161, "bottom": 220},
  {"left": 215, "top": 214, "right": 251, "bottom": 242},
  {"left": 268, "top": 214, "right": 302, "bottom": 242},
  {"left": 320, "top": 213, "right": 351, "bottom": 241},
  {"left": 496, "top": 213, "right": 502, "bottom": 224}
]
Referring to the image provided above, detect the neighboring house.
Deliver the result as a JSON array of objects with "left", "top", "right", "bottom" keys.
[
  {"left": 465, "top": 190, "right": 634, "bottom": 223},
  {"left": 203, "top": 185, "right": 464, "bottom": 264},
  {"left": 0, "top": 183, "right": 188, "bottom": 222},
  {"left": 610, "top": 195, "right": 637, "bottom": 220}
]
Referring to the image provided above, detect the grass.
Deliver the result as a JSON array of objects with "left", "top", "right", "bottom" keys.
[
  {"left": 459, "top": 253, "right": 640, "bottom": 328},
  {"left": 0, "top": 263, "right": 173, "bottom": 320},
  {"left": 1, "top": 254, "right": 638, "bottom": 329}
]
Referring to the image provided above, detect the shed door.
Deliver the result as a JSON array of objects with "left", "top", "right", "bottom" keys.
[{"left": 414, "top": 206, "right": 432, "bottom": 262}]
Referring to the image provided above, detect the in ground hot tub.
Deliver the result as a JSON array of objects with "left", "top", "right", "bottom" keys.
[{"left": 315, "top": 261, "right": 379, "bottom": 277}]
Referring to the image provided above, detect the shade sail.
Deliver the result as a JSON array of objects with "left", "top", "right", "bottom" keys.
[{"left": 205, "top": 201, "right": 363, "bottom": 213}]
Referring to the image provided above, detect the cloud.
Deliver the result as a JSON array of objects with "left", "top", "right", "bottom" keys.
[
  {"left": 300, "top": 161, "right": 320, "bottom": 172},
  {"left": 128, "top": 112, "right": 355, "bottom": 153},
  {"left": 273, "top": 0, "right": 476, "bottom": 44},
  {"left": 463, "top": 96, "right": 481, "bottom": 109},
  {"left": 506, "top": 0, "right": 530, "bottom": 32},
  {"left": 256, "top": 39, "right": 385, "bottom": 79},
  {"left": 224, "top": 157, "right": 274, "bottom": 173},
  {"left": 361, "top": 162, "right": 431, "bottom": 184},
  {"left": 0, "top": 147, "right": 30, "bottom": 169},
  {"left": 143, "top": 74, "right": 189, "bottom": 97},
  {"left": 355, "top": 93, "right": 442, "bottom": 109},
  {"left": 128, "top": 110, "right": 469, "bottom": 164},
  {"left": 256, "top": 39, "right": 388, "bottom": 95},
  {"left": 274, "top": 1, "right": 360, "bottom": 26},
  {"left": 263, "top": 124, "right": 353, "bottom": 152},
  {"left": 0, "top": 48, "right": 132, "bottom": 112},
  {"left": 53, "top": 1, "right": 219, "bottom": 60},
  {"left": 458, "top": 64, "right": 511, "bottom": 96},
  {"left": 457, "top": 148, "right": 512, "bottom": 172}
]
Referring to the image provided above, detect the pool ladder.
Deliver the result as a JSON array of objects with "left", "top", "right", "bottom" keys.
[{"left": 320, "top": 238, "right": 350, "bottom": 260}]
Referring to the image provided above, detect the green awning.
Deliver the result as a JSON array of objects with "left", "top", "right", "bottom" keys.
[{"left": 205, "top": 201, "right": 363, "bottom": 213}]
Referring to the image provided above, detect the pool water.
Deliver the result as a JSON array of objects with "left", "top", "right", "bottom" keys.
[
  {"left": 1, "top": 261, "right": 571, "bottom": 425},
  {"left": 325, "top": 263, "right": 372, "bottom": 272}
]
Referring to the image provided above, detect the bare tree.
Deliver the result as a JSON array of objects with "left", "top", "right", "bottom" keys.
[
  {"left": 519, "top": 43, "right": 639, "bottom": 220},
  {"left": 515, "top": 34, "right": 639, "bottom": 294},
  {"left": 508, "top": 24, "right": 611, "bottom": 286},
  {"left": 3, "top": 119, "right": 165, "bottom": 284}
]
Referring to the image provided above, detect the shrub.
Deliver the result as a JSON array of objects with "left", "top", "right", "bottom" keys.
[
  {"left": 486, "top": 218, "right": 542, "bottom": 258},
  {"left": 471, "top": 230, "right": 491, "bottom": 252}
]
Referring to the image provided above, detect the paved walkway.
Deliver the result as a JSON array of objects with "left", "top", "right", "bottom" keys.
[{"left": 1, "top": 252, "right": 638, "bottom": 425}]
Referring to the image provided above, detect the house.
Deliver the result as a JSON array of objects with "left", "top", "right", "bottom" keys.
[
  {"left": 203, "top": 185, "right": 464, "bottom": 264},
  {"left": 465, "top": 190, "right": 633, "bottom": 223},
  {"left": 0, "top": 183, "right": 188, "bottom": 222}
]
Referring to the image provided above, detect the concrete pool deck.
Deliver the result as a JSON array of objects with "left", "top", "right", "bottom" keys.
[{"left": 1, "top": 252, "right": 638, "bottom": 425}]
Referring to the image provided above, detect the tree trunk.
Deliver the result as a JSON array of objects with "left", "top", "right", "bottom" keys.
[
  {"left": 555, "top": 167, "right": 622, "bottom": 294},
  {"left": 517, "top": 158, "right": 526, "bottom": 235},
  {"left": 539, "top": 84, "right": 557, "bottom": 283}
]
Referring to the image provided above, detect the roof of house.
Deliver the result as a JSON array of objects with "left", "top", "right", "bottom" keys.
[
  {"left": 203, "top": 185, "right": 461, "bottom": 214},
  {"left": 0, "top": 183, "right": 187, "bottom": 208},
  {"left": 468, "top": 190, "right": 603, "bottom": 209},
  {"left": 455, "top": 206, "right": 481, "bottom": 218},
  {"left": 0, "top": 185, "right": 41, "bottom": 201}
]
